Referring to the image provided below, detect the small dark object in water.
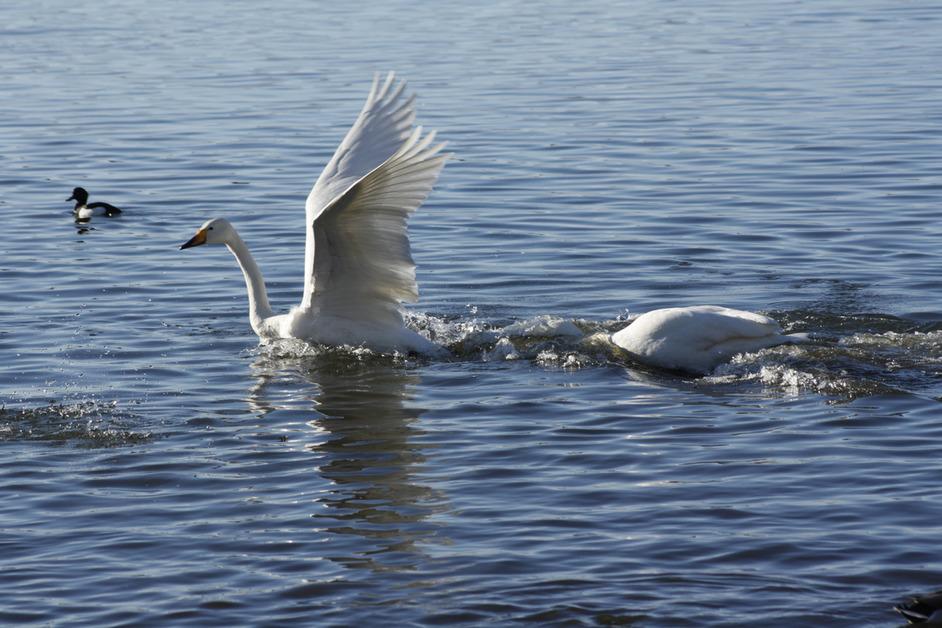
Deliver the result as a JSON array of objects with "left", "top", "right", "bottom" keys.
[
  {"left": 68, "top": 186, "right": 123, "bottom": 220},
  {"left": 896, "top": 591, "right": 942, "bottom": 624}
]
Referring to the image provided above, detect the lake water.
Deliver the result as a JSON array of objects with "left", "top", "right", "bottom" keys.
[{"left": 3, "top": 1, "right": 942, "bottom": 625}]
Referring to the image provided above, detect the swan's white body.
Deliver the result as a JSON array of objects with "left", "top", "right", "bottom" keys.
[
  {"left": 611, "top": 305, "right": 805, "bottom": 374},
  {"left": 181, "top": 73, "right": 447, "bottom": 353}
]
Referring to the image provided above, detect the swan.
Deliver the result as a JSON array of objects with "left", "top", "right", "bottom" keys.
[
  {"left": 68, "top": 187, "right": 123, "bottom": 221},
  {"left": 180, "top": 72, "right": 447, "bottom": 353},
  {"left": 611, "top": 305, "right": 807, "bottom": 374}
]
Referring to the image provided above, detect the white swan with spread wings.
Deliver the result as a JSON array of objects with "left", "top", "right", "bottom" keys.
[{"left": 181, "top": 72, "right": 447, "bottom": 353}]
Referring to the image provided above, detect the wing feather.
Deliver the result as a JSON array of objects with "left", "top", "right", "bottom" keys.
[
  {"left": 302, "top": 72, "right": 417, "bottom": 305},
  {"left": 300, "top": 75, "right": 446, "bottom": 326}
]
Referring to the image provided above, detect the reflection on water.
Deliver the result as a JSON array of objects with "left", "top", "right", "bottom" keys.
[{"left": 248, "top": 352, "right": 446, "bottom": 572}]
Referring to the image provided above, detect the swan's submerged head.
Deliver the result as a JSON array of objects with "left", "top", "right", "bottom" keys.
[
  {"left": 180, "top": 217, "right": 235, "bottom": 249},
  {"left": 67, "top": 187, "right": 88, "bottom": 204}
]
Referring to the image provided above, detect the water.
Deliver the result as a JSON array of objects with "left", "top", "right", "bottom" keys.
[{"left": 2, "top": 1, "right": 942, "bottom": 625}]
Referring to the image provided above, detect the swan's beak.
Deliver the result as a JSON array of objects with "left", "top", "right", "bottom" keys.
[{"left": 180, "top": 229, "right": 207, "bottom": 250}]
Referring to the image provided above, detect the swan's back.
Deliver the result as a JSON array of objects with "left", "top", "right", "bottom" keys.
[{"left": 612, "top": 305, "right": 800, "bottom": 374}]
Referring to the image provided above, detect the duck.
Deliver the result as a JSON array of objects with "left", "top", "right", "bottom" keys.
[
  {"left": 68, "top": 187, "right": 123, "bottom": 221},
  {"left": 180, "top": 72, "right": 447, "bottom": 354},
  {"left": 896, "top": 591, "right": 942, "bottom": 624},
  {"left": 610, "top": 304, "right": 808, "bottom": 374}
]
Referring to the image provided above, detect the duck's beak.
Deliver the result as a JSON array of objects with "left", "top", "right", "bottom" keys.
[
  {"left": 180, "top": 229, "right": 208, "bottom": 250},
  {"left": 67, "top": 193, "right": 76, "bottom": 201}
]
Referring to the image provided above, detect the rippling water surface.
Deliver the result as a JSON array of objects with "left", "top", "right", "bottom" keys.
[{"left": 3, "top": 1, "right": 942, "bottom": 625}]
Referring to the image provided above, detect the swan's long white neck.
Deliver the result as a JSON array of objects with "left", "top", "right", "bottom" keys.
[{"left": 224, "top": 230, "right": 274, "bottom": 333}]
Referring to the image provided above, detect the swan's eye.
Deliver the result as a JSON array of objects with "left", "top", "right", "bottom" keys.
[{"left": 209, "top": 227, "right": 214, "bottom": 231}]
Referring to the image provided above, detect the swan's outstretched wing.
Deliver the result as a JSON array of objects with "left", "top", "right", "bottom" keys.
[{"left": 300, "top": 74, "right": 446, "bottom": 325}]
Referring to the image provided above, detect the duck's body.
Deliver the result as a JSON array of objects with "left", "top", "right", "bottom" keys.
[
  {"left": 896, "top": 591, "right": 942, "bottom": 624},
  {"left": 181, "top": 73, "right": 447, "bottom": 354},
  {"left": 68, "top": 187, "right": 122, "bottom": 220},
  {"left": 611, "top": 305, "right": 806, "bottom": 374}
]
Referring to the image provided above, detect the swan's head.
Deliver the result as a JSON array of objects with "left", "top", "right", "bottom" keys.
[
  {"left": 180, "top": 217, "right": 234, "bottom": 249},
  {"left": 68, "top": 187, "right": 88, "bottom": 204}
]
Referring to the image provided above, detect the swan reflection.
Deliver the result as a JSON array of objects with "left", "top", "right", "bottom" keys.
[{"left": 249, "top": 350, "right": 446, "bottom": 572}]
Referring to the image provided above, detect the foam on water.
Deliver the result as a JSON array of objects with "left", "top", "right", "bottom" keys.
[
  {"left": 708, "top": 329, "right": 942, "bottom": 400},
  {"left": 257, "top": 312, "right": 599, "bottom": 365},
  {"left": 250, "top": 310, "right": 942, "bottom": 402},
  {"left": 0, "top": 401, "right": 151, "bottom": 447},
  {"left": 843, "top": 329, "right": 942, "bottom": 362}
]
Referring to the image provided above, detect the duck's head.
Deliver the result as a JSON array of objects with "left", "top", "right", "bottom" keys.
[
  {"left": 180, "top": 217, "right": 235, "bottom": 249},
  {"left": 68, "top": 187, "right": 88, "bottom": 204}
]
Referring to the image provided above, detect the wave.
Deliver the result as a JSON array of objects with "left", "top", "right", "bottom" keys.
[
  {"left": 0, "top": 400, "right": 152, "bottom": 447},
  {"left": 706, "top": 314, "right": 942, "bottom": 400},
  {"left": 251, "top": 309, "right": 942, "bottom": 402}
]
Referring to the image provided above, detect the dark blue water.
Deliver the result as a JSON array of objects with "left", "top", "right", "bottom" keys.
[{"left": 3, "top": 1, "right": 942, "bottom": 625}]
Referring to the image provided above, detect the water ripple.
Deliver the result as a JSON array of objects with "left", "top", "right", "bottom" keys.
[{"left": 3, "top": 0, "right": 942, "bottom": 625}]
